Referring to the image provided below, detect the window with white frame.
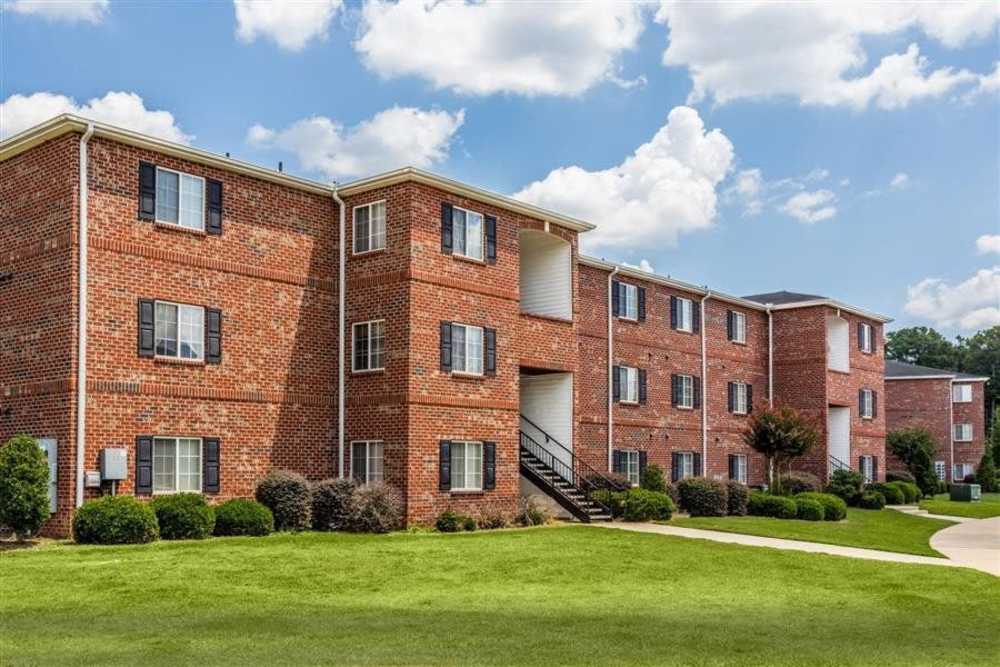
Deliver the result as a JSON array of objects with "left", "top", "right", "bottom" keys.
[
  {"left": 953, "top": 463, "right": 973, "bottom": 480},
  {"left": 620, "top": 366, "right": 639, "bottom": 404},
  {"left": 677, "top": 297, "right": 694, "bottom": 332},
  {"left": 155, "top": 167, "right": 205, "bottom": 231},
  {"left": 952, "top": 384, "right": 972, "bottom": 403},
  {"left": 452, "top": 323, "right": 484, "bottom": 375},
  {"left": 622, "top": 450, "right": 640, "bottom": 486},
  {"left": 953, "top": 423, "right": 973, "bottom": 442},
  {"left": 353, "top": 201, "right": 386, "bottom": 254},
  {"left": 859, "top": 323, "right": 873, "bottom": 353},
  {"left": 860, "top": 455, "right": 874, "bottom": 484},
  {"left": 677, "top": 452, "right": 695, "bottom": 480},
  {"left": 934, "top": 460, "right": 946, "bottom": 481},
  {"left": 450, "top": 441, "right": 483, "bottom": 491},
  {"left": 731, "top": 454, "right": 747, "bottom": 484},
  {"left": 351, "top": 440, "right": 384, "bottom": 484},
  {"left": 153, "top": 437, "right": 202, "bottom": 493},
  {"left": 154, "top": 301, "right": 204, "bottom": 360},
  {"left": 731, "top": 311, "right": 746, "bottom": 344},
  {"left": 620, "top": 283, "right": 638, "bottom": 320},
  {"left": 677, "top": 374, "right": 694, "bottom": 409},
  {"left": 452, "top": 206, "right": 484, "bottom": 261},
  {"left": 352, "top": 320, "right": 385, "bottom": 372},
  {"left": 860, "top": 389, "right": 874, "bottom": 419},
  {"left": 732, "top": 382, "right": 749, "bottom": 415}
]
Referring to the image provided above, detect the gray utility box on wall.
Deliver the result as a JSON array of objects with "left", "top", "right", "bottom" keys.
[{"left": 100, "top": 448, "right": 128, "bottom": 481}]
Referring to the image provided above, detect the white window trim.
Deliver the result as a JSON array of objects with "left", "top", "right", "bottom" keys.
[
  {"left": 351, "top": 440, "right": 384, "bottom": 484},
  {"left": 620, "top": 366, "right": 639, "bottom": 404},
  {"left": 677, "top": 374, "right": 694, "bottom": 410},
  {"left": 154, "top": 300, "right": 205, "bottom": 361},
  {"left": 152, "top": 436, "right": 203, "bottom": 495},
  {"left": 352, "top": 200, "right": 387, "bottom": 255},
  {"left": 953, "top": 423, "right": 973, "bottom": 442},
  {"left": 860, "top": 323, "right": 873, "bottom": 353},
  {"left": 952, "top": 384, "right": 972, "bottom": 403},
  {"left": 860, "top": 389, "right": 874, "bottom": 420},
  {"left": 733, "top": 454, "right": 747, "bottom": 484},
  {"left": 452, "top": 205, "right": 485, "bottom": 262},
  {"left": 677, "top": 297, "right": 694, "bottom": 333},
  {"left": 731, "top": 311, "right": 746, "bottom": 344},
  {"left": 352, "top": 320, "right": 385, "bottom": 373},
  {"left": 860, "top": 455, "right": 874, "bottom": 484},
  {"left": 619, "top": 283, "right": 638, "bottom": 321},
  {"left": 621, "top": 449, "right": 640, "bottom": 486},
  {"left": 155, "top": 166, "right": 206, "bottom": 231},
  {"left": 450, "top": 323, "right": 485, "bottom": 376},
  {"left": 732, "top": 381, "right": 749, "bottom": 415},
  {"left": 953, "top": 463, "right": 973, "bottom": 481},
  {"left": 934, "top": 460, "right": 946, "bottom": 481},
  {"left": 451, "top": 440, "right": 483, "bottom": 491}
]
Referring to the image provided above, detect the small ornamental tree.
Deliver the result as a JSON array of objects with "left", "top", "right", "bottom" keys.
[
  {"left": 990, "top": 406, "right": 1000, "bottom": 483},
  {"left": 0, "top": 435, "right": 51, "bottom": 540},
  {"left": 976, "top": 449, "right": 996, "bottom": 493},
  {"left": 742, "top": 406, "right": 819, "bottom": 494},
  {"left": 887, "top": 428, "right": 939, "bottom": 497}
]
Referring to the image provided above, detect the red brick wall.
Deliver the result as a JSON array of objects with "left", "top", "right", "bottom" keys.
[
  {"left": 953, "top": 381, "right": 987, "bottom": 473},
  {"left": 885, "top": 378, "right": 951, "bottom": 474}
]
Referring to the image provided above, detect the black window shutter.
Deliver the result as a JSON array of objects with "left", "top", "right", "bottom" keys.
[
  {"left": 612, "top": 365, "right": 621, "bottom": 402},
  {"left": 439, "top": 440, "right": 451, "bottom": 490},
  {"left": 485, "top": 215, "right": 497, "bottom": 264},
  {"left": 872, "top": 391, "right": 877, "bottom": 418},
  {"left": 637, "top": 287, "right": 646, "bottom": 321},
  {"left": 638, "top": 451, "right": 648, "bottom": 477},
  {"left": 858, "top": 323, "right": 864, "bottom": 350},
  {"left": 670, "top": 296, "right": 678, "bottom": 329},
  {"left": 728, "top": 455, "right": 736, "bottom": 480},
  {"left": 727, "top": 382, "right": 735, "bottom": 413},
  {"left": 611, "top": 280, "right": 621, "bottom": 317},
  {"left": 638, "top": 369, "right": 647, "bottom": 404},
  {"left": 203, "top": 437, "right": 220, "bottom": 493},
  {"left": 612, "top": 450, "right": 622, "bottom": 475},
  {"left": 138, "top": 162, "right": 156, "bottom": 220},
  {"left": 483, "top": 442, "right": 496, "bottom": 490},
  {"left": 671, "top": 374, "right": 679, "bottom": 407},
  {"left": 859, "top": 389, "right": 864, "bottom": 415},
  {"left": 693, "top": 452, "right": 702, "bottom": 477},
  {"left": 859, "top": 456, "right": 865, "bottom": 474},
  {"left": 484, "top": 328, "right": 496, "bottom": 376},
  {"left": 726, "top": 311, "right": 734, "bottom": 340},
  {"left": 205, "top": 308, "right": 222, "bottom": 364},
  {"left": 693, "top": 376, "right": 701, "bottom": 409},
  {"left": 747, "top": 384, "right": 753, "bottom": 413},
  {"left": 671, "top": 452, "right": 680, "bottom": 482},
  {"left": 135, "top": 436, "right": 153, "bottom": 494},
  {"left": 441, "top": 203, "right": 453, "bottom": 253},
  {"left": 440, "top": 321, "right": 452, "bottom": 372},
  {"left": 138, "top": 299, "right": 155, "bottom": 357},
  {"left": 692, "top": 301, "right": 701, "bottom": 333},
  {"left": 873, "top": 456, "right": 879, "bottom": 481},
  {"left": 206, "top": 179, "right": 223, "bottom": 235}
]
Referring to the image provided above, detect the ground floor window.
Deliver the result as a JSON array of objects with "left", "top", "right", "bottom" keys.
[
  {"left": 351, "top": 440, "right": 384, "bottom": 484},
  {"left": 729, "top": 454, "right": 747, "bottom": 484},
  {"left": 674, "top": 451, "right": 696, "bottom": 481},
  {"left": 953, "top": 463, "right": 973, "bottom": 481},
  {"left": 935, "top": 460, "right": 946, "bottom": 481},
  {"left": 859, "top": 455, "right": 874, "bottom": 484},
  {"left": 451, "top": 441, "right": 483, "bottom": 491},
  {"left": 153, "top": 437, "right": 202, "bottom": 493},
  {"left": 621, "top": 450, "right": 640, "bottom": 485}
]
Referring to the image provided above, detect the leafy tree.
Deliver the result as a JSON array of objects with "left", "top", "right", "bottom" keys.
[
  {"left": 885, "top": 327, "right": 957, "bottom": 369},
  {"left": 991, "top": 406, "right": 1000, "bottom": 474},
  {"left": 976, "top": 449, "right": 997, "bottom": 493},
  {"left": 639, "top": 463, "right": 667, "bottom": 494},
  {"left": 955, "top": 326, "right": 1000, "bottom": 428},
  {"left": 742, "top": 406, "right": 819, "bottom": 494},
  {"left": 887, "top": 428, "right": 939, "bottom": 497},
  {"left": 0, "top": 435, "right": 51, "bottom": 540}
]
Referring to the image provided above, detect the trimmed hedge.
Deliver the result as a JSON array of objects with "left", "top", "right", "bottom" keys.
[
  {"left": 312, "top": 478, "right": 356, "bottom": 531},
  {"left": 435, "top": 510, "right": 462, "bottom": 532},
  {"left": 348, "top": 482, "right": 403, "bottom": 533},
  {"left": 777, "top": 471, "right": 821, "bottom": 496},
  {"left": 726, "top": 481, "right": 750, "bottom": 516},
  {"left": 859, "top": 491, "right": 886, "bottom": 510},
  {"left": 748, "top": 492, "right": 797, "bottom": 519},
  {"left": 795, "top": 498, "right": 825, "bottom": 521},
  {"left": 890, "top": 481, "right": 921, "bottom": 504},
  {"left": 677, "top": 477, "right": 728, "bottom": 517},
  {"left": 794, "top": 492, "right": 847, "bottom": 522},
  {"left": 213, "top": 499, "right": 273, "bottom": 536},
  {"left": 640, "top": 464, "right": 667, "bottom": 494},
  {"left": 255, "top": 470, "right": 312, "bottom": 531},
  {"left": 826, "top": 469, "right": 864, "bottom": 507},
  {"left": 622, "top": 489, "right": 675, "bottom": 522},
  {"left": 150, "top": 493, "right": 215, "bottom": 540},
  {"left": 868, "top": 483, "right": 905, "bottom": 506},
  {"left": 73, "top": 496, "right": 159, "bottom": 544},
  {"left": 590, "top": 489, "right": 626, "bottom": 519}
]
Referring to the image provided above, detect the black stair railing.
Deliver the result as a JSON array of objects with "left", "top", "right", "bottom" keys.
[{"left": 828, "top": 454, "right": 851, "bottom": 473}]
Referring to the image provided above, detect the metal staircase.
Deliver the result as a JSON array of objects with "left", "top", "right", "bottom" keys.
[
  {"left": 828, "top": 454, "right": 851, "bottom": 475},
  {"left": 519, "top": 416, "right": 625, "bottom": 523}
]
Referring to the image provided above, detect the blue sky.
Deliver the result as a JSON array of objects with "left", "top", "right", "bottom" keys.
[{"left": 3, "top": 1, "right": 998, "bottom": 336}]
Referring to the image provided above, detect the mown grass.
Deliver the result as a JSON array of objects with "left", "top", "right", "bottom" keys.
[{"left": 920, "top": 492, "right": 1000, "bottom": 519}]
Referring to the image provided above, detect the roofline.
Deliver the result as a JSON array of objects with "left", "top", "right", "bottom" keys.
[
  {"left": 338, "top": 166, "right": 595, "bottom": 233},
  {"left": 765, "top": 298, "right": 893, "bottom": 323},
  {"left": 884, "top": 374, "right": 989, "bottom": 382}
]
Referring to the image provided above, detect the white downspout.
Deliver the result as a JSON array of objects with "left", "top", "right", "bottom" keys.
[
  {"left": 332, "top": 185, "right": 346, "bottom": 479},
  {"left": 607, "top": 266, "right": 619, "bottom": 471},
  {"left": 949, "top": 379, "right": 955, "bottom": 482},
  {"left": 75, "top": 123, "right": 95, "bottom": 508},
  {"left": 766, "top": 305, "right": 774, "bottom": 407},
  {"left": 700, "top": 291, "right": 711, "bottom": 475}
]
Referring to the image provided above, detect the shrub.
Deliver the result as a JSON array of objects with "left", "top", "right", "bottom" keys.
[
  {"left": 640, "top": 464, "right": 667, "bottom": 494},
  {"left": 886, "top": 469, "right": 916, "bottom": 484},
  {"left": 478, "top": 512, "right": 507, "bottom": 530},
  {"left": 347, "top": 483, "right": 403, "bottom": 533},
  {"left": 517, "top": 498, "right": 550, "bottom": 526},
  {"left": 663, "top": 482, "right": 680, "bottom": 506},
  {"left": 976, "top": 449, "right": 997, "bottom": 493},
  {"left": 311, "top": 478, "right": 356, "bottom": 531},
  {"left": 73, "top": 496, "right": 159, "bottom": 544},
  {"left": 622, "top": 489, "right": 675, "bottom": 522},
  {"left": 582, "top": 472, "right": 631, "bottom": 494},
  {"left": 150, "top": 493, "right": 214, "bottom": 540},
  {"left": 794, "top": 492, "right": 847, "bottom": 521},
  {"left": 868, "top": 483, "right": 905, "bottom": 505},
  {"left": 795, "top": 497, "right": 825, "bottom": 521},
  {"left": 214, "top": 499, "right": 273, "bottom": 537},
  {"left": 677, "top": 477, "right": 728, "bottom": 517},
  {"left": 888, "top": 481, "right": 921, "bottom": 504},
  {"left": 748, "top": 492, "right": 797, "bottom": 519},
  {"left": 590, "top": 489, "right": 627, "bottom": 519},
  {"left": 436, "top": 510, "right": 462, "bottom": 533},
  {"left": 726, "top": 481, "right": 750, "bottom": 516},
  {"left": 0, "top": 435, "right": 50, "bottom": 540},
  {"left": 777, "top": 471, "right": 821, "bottom": 496},
  {"left": 859, "top": 491, "right": 886, "bottom": 510},
  {"left": 826, "top": 469, "right": 864, "bottom": 506},
  {"left": 255, "top": 470, "right": 311, "bottom": 531},
  {"left": 888, "top": 427, "right": 939, "bottom": 497}
]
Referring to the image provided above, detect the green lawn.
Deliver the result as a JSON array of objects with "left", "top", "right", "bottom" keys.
[
  {"left": 920, "top": 492, "right": 1000, "bottom": 519},
  {"left": 3, "top": 527, "right": 999, "bottom": 666},
  {"left": 672, "top": 508, "right": 954, "bottom": 557}
]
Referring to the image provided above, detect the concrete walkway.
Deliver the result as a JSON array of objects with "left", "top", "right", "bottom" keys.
[
  {"left": 891, "top": 505, "right": 977, "bottom": 523},
  {"left": 929, "top": 516, "right": 1000, "bottom": 576}
]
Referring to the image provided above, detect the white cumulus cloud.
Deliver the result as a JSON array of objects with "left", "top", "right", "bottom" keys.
[
  {"left": 234, "top": 0, "right": 343, "bottom": 51},
  {"left": 5, "top": 0, "right": 108, "bottom": 23},
  {"left": 623, "top": 259, "right": 655, "bottom": 274},
  {"left": 514, "top": 106, "right": 734, "bottom": 253},
  {"left": 355, "top": 0, "right": 647, "bottom": 96},
  {"left": 247, "top": 106, "right": 465, "bottom": 179},
  {"left": 655, "top": 1, "right": 997, "bottom": 109},
  {"left": 780, "top": 190, "right": 837, "bottom": 224},
  {"left": 976, "top": 235, "right": 1000, "bottom": 255},
  {"left": 890, "top": 172, "right": 910, "bottom": 190},
  {"left": 905, "top": 267, "right": 1000, "bottom": 330},
  {"left": 726, "top": 166, "right": 838, "bottom": 221},
  {"left": 0, "top": 91, "right": 192, "bottom": 143}
]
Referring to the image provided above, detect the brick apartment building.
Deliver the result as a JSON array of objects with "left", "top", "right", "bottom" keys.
[
  {"left": 2, "top": 116, "right": 892, "bottom": 535},
  {"left": 885, "top": 360, "right": 990, "bottom": 482}
]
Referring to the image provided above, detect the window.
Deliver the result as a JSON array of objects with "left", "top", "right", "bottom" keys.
[
  {"left": 352, "top": 320, "right": 385, "bottom": 372},
  {"left": 860, "top": 389, "right": 874, "bottom": 419},
  {"left": 676, "top": 297, "right": 694, "bottom": 332},
  {"left": 353, "top": 201, "right": 386, "bottom": 254},
  {"left": 953, "top": 463, "right": 973, "bottom": 480},
  {"left": 730, "top": 454, "right": 747, "bottom": 484},
  {"left": 450, "top": 441, "right": 483, "bottom": 491},
  {"left": 676, "top": 374, "right": 694, "bottom": 409},
  {"left": 154, "top": 301, "right": 204, "bottom": 360},
  {"left": 676, "top": 452, "right": 695, "bottom": 480},
  {"left": 619, "top": 283, "right": 638, "bottom": 320},
  {"left": 730, "top": 311, "right": 746, "bottom": 344},
  {"left": 452, "top": 323, "right": 484, "bottom": 375},
  {"left": 952, "top": 384, "right": 972, "bottom": 403},
  {"left": 351, "top": 441, "right": 384, "bottom": 484},
  {"left": 953, "top": 423, "right": 973, "bottom": 442},
  {"left": 859, "top": 323, "right": 873, "bottom": 353},
  {"left": 620, "top": 366, "right": 639, "bottom": 404},
  {"left": 621, "top": 450, "right": 640, "bottom": 486},
  {"left": 452, "top": 206, "right": 484, "bottom": 261},
  {"left": 155, "top": 167, "right": 204, "bottom": 231},
  {"left": 860, "top": 455, "right": 874, "bottom": 484},
  {"left": 934, "top": 460, "right": 946, "bottom": 481},
  {"left": 153, "top": 437, "right": 202, "bottom": 493},
  {"left": 731, "top": 382, "right": 749, "bottom": 415}
]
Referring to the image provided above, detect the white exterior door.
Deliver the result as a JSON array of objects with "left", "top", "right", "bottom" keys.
[
  {"left": 37, "top": 438, "right": 57, "bottom": 514},
  {"left": 828, "top": 408, "right": 851, "bottom": 470}
]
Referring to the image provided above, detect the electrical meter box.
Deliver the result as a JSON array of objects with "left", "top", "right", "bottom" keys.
[{"left": 100, "top": 448, "right": 127, "bottom": 481}]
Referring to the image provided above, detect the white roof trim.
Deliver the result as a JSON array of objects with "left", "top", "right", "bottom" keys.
[
  {"left": 765, "top": 298, "right": 893, "bottom": 323},
  {"left": 885, "top": 374, "right": 988, "bottom": 382}
]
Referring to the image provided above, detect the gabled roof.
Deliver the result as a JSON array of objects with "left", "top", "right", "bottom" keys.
[
  {"left": 742, "top": 290, "right": 827, "bottom": 305},
  {"left": 741, "top": 289, "right": 893, "bottom": 323},
  {"left": 885, "top": 360, "right": 989, "bottom": 382}
]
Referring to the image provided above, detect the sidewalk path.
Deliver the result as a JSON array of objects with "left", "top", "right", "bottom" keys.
[{"left": 929, "top": 516, "right": 1000, "bottom": 576}]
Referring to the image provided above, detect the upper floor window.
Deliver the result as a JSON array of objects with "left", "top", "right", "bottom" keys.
[
  {"left": 859, "top": 388, "right": 875, "bottom": 419},
  {"left": 952, "top": 384, "right": 972, "bottom": 403},
  {"left": 728, "top": 310, "right": 746, "bottom": 344},
  {"left": 953, "top": 423, "right": 973, "bottom": 442},
  {"left": 673, "top": 374, "right": 696, "bottom": 409},
  {"left": 156, "top": 167, "right": 205, "bottom": 231},
  {"left": 352, "top": 320, "right": 385, "bottom": 372},
  {"left": 858, "top": 322, "right": 874, "bottom": 353},
  {"left": 619, "top": 283, "right": 639, "bottom": 320},
  {"left": 351, "top": 440, "right": 384, "bottom": 484},
  {"left": 729, "top": 381, "right": 750, "bottom": 415},
  {"left": 452, "top": 206, "right": 484, "bottom": 261},
  {"left": 619, "top": 366, "right": 640, "bottom": 404},
  {"left": 452, "top": 323, "right": 484, "bottom": 375},
  {"left": 153, "top": 437, "right": 202, "bottom": 493},
  {"left": 155, "top": 301, "right": 204, "bottom": 361},
  {"left": 673, "top": 297, "right": 695, "bottom": 332},
  {"left": 353, "top": 201, "right": 386, "bottom": 254}
]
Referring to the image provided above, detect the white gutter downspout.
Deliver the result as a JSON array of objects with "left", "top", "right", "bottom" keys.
[
  {"left": 949, "top": 379, "right": 955, "bottom": 482},
  {"left": 766, "top": 304, "right": 774, "bottom": 407},
  {"left": 607, "top": 266, "right": 619, "bottom": 471},
  {"left": 700, "top": 291, "right": 711, "bottom": 474},
  {"left": 332, "top": 185, "right": 346, "bottom": 479},
  {"left": 75, "top": 123, "right": 95, "bottom": 508}
]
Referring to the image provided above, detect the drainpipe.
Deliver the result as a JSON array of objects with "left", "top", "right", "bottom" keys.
[
  {"left": 607, "top": 266, "right": 619, "bottom": 471},
  {"left": 766, "top": 304, "right": 774, "bottom": 407},
  {"left": 700, "top": 291, "right": 711, "bottom": 475},
  {"left": 949, "top": 379, "right": 955, "bottom": 482},
  {"left": 75, "top": 123, "right": 95, "bottom": 508},
  {"left": 331, "top": 184, "right": 346, "bottom": 479}
]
